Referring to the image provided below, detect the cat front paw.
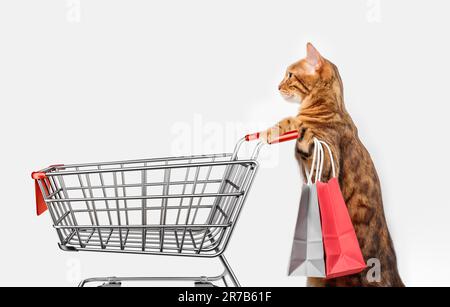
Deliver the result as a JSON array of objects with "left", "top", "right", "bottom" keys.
[
  {"left": 259, "top": 130, "right": 270, "bottom": 143},
  {"left": 260, "top": 129, "right": 280, "bottom": 144}
]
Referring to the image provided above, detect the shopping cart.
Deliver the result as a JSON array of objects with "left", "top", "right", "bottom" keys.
[{"left": 32, "top": 130, "right": 299, "bottom": 287}]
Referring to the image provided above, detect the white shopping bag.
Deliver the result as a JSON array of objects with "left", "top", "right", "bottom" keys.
[{"left": 288, "top": 139, "right": 326, "bottom": 277}]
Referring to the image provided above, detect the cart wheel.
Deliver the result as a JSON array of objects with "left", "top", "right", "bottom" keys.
[
  {"left": 98, "top": 281, "right": 122, "bottom": 287},
  {"left": 194, "top": 281, "right": 217, "bottom": 287}
]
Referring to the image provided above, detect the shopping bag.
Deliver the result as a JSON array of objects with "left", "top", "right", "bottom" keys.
[
  {"left": 315, "top": 140, "right": 366, "bottom": 279},
  {"left": 288, "top": 139, "right": 326, "bottom": 277}
]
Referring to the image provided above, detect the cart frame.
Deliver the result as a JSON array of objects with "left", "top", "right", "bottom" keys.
[{"left": 32, "top": 130, "right": 298, "bottom": 287}]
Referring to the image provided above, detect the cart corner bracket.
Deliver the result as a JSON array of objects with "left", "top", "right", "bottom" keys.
[
  {"left": 58, "top": 244, "right": 79, "bottom": 252},
  {"left": 31, "top": 171, "right": 47, "bottom": 180}
]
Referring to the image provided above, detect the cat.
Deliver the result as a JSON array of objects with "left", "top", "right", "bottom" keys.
[{"left": 262, "top": 43, "right": 404, "bottom": 287}]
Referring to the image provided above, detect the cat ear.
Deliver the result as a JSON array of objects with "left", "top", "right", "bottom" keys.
[{"left": 306, "top": 43, "right": 323, "bottom": 71}]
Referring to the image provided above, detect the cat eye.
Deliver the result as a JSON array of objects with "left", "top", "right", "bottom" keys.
[{"left": 288, "top": 72, "right": 293, "bottom": 78}]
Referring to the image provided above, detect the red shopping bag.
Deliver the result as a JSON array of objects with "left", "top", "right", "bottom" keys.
[{"left": 315, "top": 139, "right": 366, "bottom": 279}]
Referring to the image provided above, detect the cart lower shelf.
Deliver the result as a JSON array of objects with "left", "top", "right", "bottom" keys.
[{"left": 78, "top": 254, "right": 240, "bottom": 287}]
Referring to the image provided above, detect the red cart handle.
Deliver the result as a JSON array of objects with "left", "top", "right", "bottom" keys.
[
  {"left": 31, "top": 164, "right": 64, "bottom": 216},
  {"left": 245, "top": 130, "right": 299, "bottom": 145},
  {"left": 32, "top": 174, "right": 49, "bottom": 216}
]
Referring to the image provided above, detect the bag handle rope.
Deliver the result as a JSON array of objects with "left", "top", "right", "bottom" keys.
[
  {"left": 305, "top": 138, "right": 337, "bottom": 184},
  {"left": 316, "top": 139, "right": 336, "bottom": 181}
]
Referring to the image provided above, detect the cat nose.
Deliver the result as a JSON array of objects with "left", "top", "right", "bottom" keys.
[{"left": 278, "top": 84, "right": 282, "bottom": 90}]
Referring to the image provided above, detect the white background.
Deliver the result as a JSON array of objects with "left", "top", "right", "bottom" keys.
[{"left": 1, "top": 0, "right": 449, "bottom": 287}]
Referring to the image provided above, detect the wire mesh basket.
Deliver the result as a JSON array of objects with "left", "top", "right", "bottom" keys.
[{"left": 32, "top": 130, "right": 299, "bottom": 286}]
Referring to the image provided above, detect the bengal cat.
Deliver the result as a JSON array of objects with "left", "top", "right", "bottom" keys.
[{"left": 262, "top": 43, "right": 404, "bottom": 287}]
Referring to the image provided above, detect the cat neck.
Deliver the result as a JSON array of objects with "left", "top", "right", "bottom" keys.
[
  {"left": 299, "top": 92, "right": 338, "bottom": 118},
  {"left": 298, "top": 91, "right": 355, "bottom": 130}
]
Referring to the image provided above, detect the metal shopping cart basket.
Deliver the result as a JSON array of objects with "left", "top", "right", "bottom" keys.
[{"left": 32, "top": 130, "right": 299, "bottom": 287}]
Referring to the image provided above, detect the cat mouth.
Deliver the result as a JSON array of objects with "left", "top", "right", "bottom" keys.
[{"left": 281, "top": 93, "right": 302, "bottom": 104}]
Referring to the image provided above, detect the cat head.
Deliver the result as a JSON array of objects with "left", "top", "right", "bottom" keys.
[{"left": 279, "top": 43, "right": 342, "bottom": 104}]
